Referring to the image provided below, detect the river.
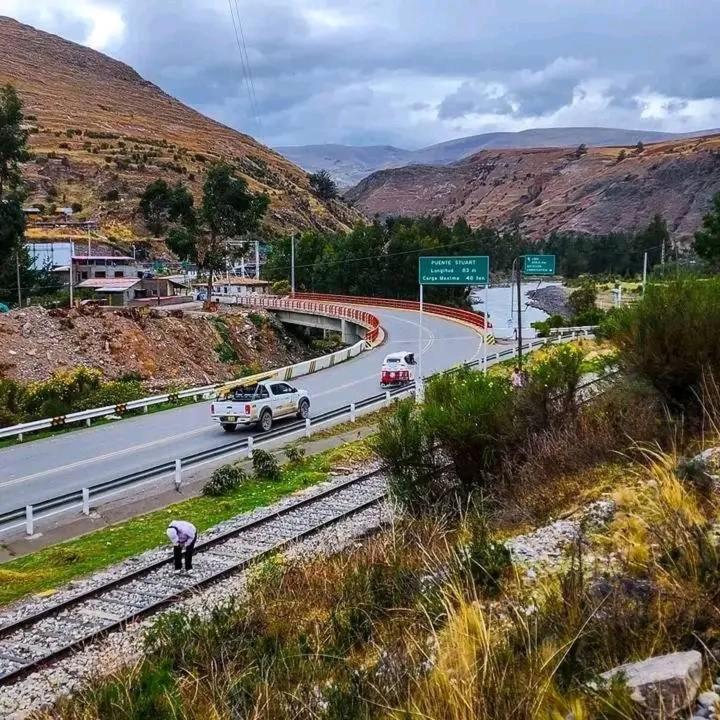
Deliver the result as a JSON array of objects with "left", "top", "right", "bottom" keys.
[{"left": 470, "top": 281, "right": 560, "bottom": 339}]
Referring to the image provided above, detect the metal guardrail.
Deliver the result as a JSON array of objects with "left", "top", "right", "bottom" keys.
[
  {"left": 0, "top": 338, "right": 370, "bottom": 443},
  {"left": 548, "top": 325, "right": 599, "bottom": 337},
  {"left": 0, "top": 337, "right": 566, "bottom": 536}
]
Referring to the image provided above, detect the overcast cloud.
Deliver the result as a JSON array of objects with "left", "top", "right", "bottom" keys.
[{"left": 2, "top": 0, "right": 720, "bottom": 149}]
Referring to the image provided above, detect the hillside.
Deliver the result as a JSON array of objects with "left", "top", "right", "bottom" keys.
[
  {"left": 345, "top": 134, "right": 720, "bottom": 240},
  {"left": 277, "top": 127, "right": 717, "bottom": 187},
  {"left": 0, "top": 17, "right": 360, "bottom": 247}
]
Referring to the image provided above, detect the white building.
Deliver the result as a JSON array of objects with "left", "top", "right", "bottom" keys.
[{"left": 209, "top": 277, "right": 271, "bottom": 297}]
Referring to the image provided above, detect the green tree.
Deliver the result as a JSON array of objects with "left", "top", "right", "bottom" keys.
[
  {"left": 0, "top": 84, "right": 29, "bottom": 200},
  {"left": 308, "top": 169, "right": 338, "bottom": 200},
  {"left": 568, "top": 281, "right": 597, "bottom": 316},
  {"left": 0, "top": 84, "right": 28, "bottom": 306},
  {"left": 694, "top": 192, "right": 720, "bottom": 265},
  {"left": 138, "top": 179, "right": 194, "bottom": 237},
  {"left": 166, "top": 163, "right": 269, "bottom": 298}
]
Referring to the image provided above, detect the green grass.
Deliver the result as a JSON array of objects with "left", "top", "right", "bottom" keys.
[{"left": 0, "top": 438, "right": 376, "bottom": 607}]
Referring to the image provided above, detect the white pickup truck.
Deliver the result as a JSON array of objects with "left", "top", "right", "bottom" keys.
[{"left": 211, "top": 379, "right": 310, "bottom": 432}]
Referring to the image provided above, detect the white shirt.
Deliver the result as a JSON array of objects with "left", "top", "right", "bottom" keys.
[{"left": 167, "top": 520, "right": 197, "bottom": 546}]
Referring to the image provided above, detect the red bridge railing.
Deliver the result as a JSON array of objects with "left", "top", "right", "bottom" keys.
[{"left": 292, "top": 293, "right": 490, "bottom": 331}]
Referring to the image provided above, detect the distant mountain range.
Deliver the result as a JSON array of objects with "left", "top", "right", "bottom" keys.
[{"left": 276, "top": 127, "right": 719, "bottom": 187}]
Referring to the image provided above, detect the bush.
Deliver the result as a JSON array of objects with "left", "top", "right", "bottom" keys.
[
  {"left": 271, "top": 279, "right": 291, "bottom": 296},
  {"left": 252, "top": 449, "right": 281, "bottom": 481},
  {"left": 202, "top": 464, "right": 247, "bottom": 496},
  {"left": 602, "top": 277, "right": 720, "bottom": 414},
  {"left": 373, "top": 399, "right": 445, "bottom": 511},
  {"left": 70, "top": 201, "right": 83, "bottom": 213},
  {"left": 568, "top": 282, "right": 597, "bottom": 316},
  {"left": 285, "top": 445, "right": 306, "bottom": 464},
  {"left": 103, "top": 189, "right": 120, "bottom": 201},
  {"left": 456, "top": 512, "right": 512, "bottom": 596},
  {"left": 532, "top": 314, "right": 566, "bottom": 337}
]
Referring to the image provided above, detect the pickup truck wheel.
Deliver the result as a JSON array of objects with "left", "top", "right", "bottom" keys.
[
  {"left": 259, "top": 410, "right": 273, "bottom": 432},
  {"left": 221, "top": 423, "right": 237, "bottom": 432},
  {"left": 297, "top": 399, "right": 310, "bottom": 419}
]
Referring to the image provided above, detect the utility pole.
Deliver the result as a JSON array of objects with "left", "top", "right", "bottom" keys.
[
  {"left": 69, "top": 240, "right": 75, "bottom": 308},
  {"left": 255, "top": 240, "right": 260, "bottom": 280},
  {"left": 642, "top": 251, "right": 648, "bottom": 295},
  {"left": 15, "top": 248, "right": 22, "bottom": 307},
  {"left": 516, "top": 258, "right": 523, "bottom": 370},
  {"left": 290, "top": 234, "right": 295, "bottom": 295}
]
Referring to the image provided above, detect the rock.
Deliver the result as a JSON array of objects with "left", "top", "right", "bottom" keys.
[
  {"left": 601, "top": 651, "right": 703, "bottom": 718},
  {"left": 698, "top": 691, "right": 720, "bottom": 708}
]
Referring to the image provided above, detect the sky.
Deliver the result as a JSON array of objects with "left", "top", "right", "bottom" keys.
[{"left": 2, "top": 0, "right": 720, "bottom": 149}]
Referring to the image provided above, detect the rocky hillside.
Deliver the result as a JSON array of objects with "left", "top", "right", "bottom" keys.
[
  {"left": 279, "top": 127, "right": 717, "bottom": 187},
  {"left": 0, "top": 17, "right": 360, "bottom": 246},
  {"left": 346, "top": 135, "right": 720, "bottom": 240},
  {"left": 0, "top": 304, "right": 311, "bottom": 387}
]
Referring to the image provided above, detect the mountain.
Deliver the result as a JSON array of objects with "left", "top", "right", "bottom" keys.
[
  {"left": 345, "top": 134, "right": 720, "bottom": 240},
  {"left": 0, "top": 16, "right": 360, "bottom": 245},
  {"left": 279, "top": 127, "right": 718, "bottom": 187}
]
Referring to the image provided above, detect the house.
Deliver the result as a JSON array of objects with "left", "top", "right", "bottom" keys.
[
  {"left": 72, "top": 255, "right": 139, "bottom": 285},
  {"left": 76, "top": 277, "right": 142, "bottom": 306},
  {"left": 208, "top": 277, "right": 272, "bottom": 298}
]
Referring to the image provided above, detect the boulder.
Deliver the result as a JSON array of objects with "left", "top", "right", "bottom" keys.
[{"left": 600, "top": 651, "right": 703, "bottom": 718}]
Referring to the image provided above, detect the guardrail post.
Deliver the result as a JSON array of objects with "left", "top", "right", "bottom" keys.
[
  {"left": 18, "top": 432, "right": 23, "bottom": 442},
  {"left": 350, "top": 402, "right": 356, "bottom": 422},
  {"left": 143, "top": 405, "right": 149, "bottom": 414},
  {"left": 174, "top": 459, "right": 182, "bottom": 492},
  {"left": 25, "top": 505, "right": 34, "bottom": 536},
  {"left": 247, "top": 436, "right": 254, "bottom": 459},
  {"left": 86, "top": 418, "right": 91, "bottom": 427},
  {"left": 82, "top": 487, "right": 90, "bottom": 515},
  {"left": 305, "top": 418, "right": 312, "bottom": 437},
  {"left": 385, "top": 390, "right": 391, "bottom": 407}
]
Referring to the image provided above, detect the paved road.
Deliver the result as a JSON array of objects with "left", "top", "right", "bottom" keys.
[{"left": 0, "top": 307, "right": 490, "bottom": 512}]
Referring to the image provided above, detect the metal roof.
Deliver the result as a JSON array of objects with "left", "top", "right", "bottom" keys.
[{"left": 76, "top": 278, "right": 141, "bottom": 292}]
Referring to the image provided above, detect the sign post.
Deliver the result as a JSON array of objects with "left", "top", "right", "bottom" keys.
[
  {"left": 514, "top": 254, "right": 556, "bottom": 369},
  {"left": 417, "top": 256, "right": 489, "bottom": 399}
]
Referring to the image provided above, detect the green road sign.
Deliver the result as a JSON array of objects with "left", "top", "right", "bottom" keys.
[
  {"left": 523, "top": 254, "right": 556, "bottom": 276},
  {"left": 419, "top": 256, "right": 489, "bottom": 285}
]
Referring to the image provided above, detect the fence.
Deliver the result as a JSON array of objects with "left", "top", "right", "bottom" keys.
[
  {"left": 291, "top": 292, "right": 490, "bottom": 332},
  {"left": 216, "top": 294, "right": 382, "bottom": 344}
]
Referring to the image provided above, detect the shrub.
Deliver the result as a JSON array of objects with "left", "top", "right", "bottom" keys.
[
  {"left": 202, "top": 464, "right": 247, "bottom": 496},
  {"left": 103, "top": 189, "right": 120, "bottom": 202},
  {"left": 568, "top": 281, "right": 597, "bottom": 316},
  {"left": 70, "top": 202, "right": 83, "bottom": 213},
  {"left": 285, "top": 445, "right": 306, "bottom": 464},
  {"left": 247, "top": 312, "right": 265, "bottom": 328},
  {"left": 532, "top": 314, "right": 566, "bottom": 337},
  {"left": 456, "top": 511, "right": 512, "bottom": 596},
  {"left": 602, "top": 277, "right": 720, "bottom": 414},
  {"left": 252, "top": 449, "right": 281, "bottom": 481},
  {"left": 373, "top": 399, "right": 445, "bottom": 511},
  {"left": 271, "top": 279, "right": 291, "bottom": 296}
]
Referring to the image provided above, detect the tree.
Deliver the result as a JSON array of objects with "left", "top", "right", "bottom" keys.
[
  {"left": 568, "top": 281, "right": 597, "bottom": 317},
  {"left": 165, "top": 163, "right": 269, "bottom": 299},
  {"left": 616, "top": 149, "right": 627, "bottom": 163},
  {"left": 308, "top": 170, "right": 338, "bottom": 200},
  {"left": 138, "top": 179, "right": 194, "bottom": 237},
  {"left": 575, "top": 143, "right": 588, "bottom": 159},
  {"left": 0, "top": 84, "right": 29, "bottom": 201},
  {"left": 694, "top": 193, "right": 720, "bottom": 265},
  {"left": 635, "top": 141, "right": 645, "bottom": 153},
  {"left": 0, "top": 84, "right": 28, "bottom": 305}
]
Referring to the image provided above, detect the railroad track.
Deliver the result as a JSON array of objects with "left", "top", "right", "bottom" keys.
[{"left": 0, "top": 471, "right": 388, "bottom": 687}]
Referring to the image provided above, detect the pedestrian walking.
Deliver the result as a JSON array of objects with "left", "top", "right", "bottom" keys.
[
  {"left": 167, "top": 519, "right": 197, "bottom": 573},
  {"left": 510, "top": 366, "right": 524, "bottom": 389}
]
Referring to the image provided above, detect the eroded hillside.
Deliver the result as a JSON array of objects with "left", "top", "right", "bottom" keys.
[{"left": 346, "top": 136, "right": 720, "bottom": 240}]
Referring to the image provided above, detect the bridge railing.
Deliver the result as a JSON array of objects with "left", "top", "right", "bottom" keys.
[
  {"left": 216, "top": 294, "right": 383, "bottom": 344},
  {"left": 289, "top": 292, "right": 490, "bottom": 332}
]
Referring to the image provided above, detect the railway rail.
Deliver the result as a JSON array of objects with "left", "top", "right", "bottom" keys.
[{"left": 0, "top": 470, "right": 387, "bottom": 687}]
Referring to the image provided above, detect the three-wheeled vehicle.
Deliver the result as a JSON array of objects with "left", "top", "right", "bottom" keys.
[{"left": 380, "top": 351, "right": 416, "bottom": 387}]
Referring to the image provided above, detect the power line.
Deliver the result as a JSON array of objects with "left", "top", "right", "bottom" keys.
[
  {"left": 233, "top": 0, "right": 260, "bottom": 121},
  {"left": 226, "top": 0, "right": 260, "bottom": 126}
]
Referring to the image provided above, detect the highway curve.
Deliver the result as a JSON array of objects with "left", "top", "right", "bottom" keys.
[{"left": 0, "top": 307, "right": 487, "bottom": 513}]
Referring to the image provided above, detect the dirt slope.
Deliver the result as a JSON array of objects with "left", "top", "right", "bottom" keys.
[
  {"left": 0, "top": 305, "right": 311, "bottom": 387},
  {"left": 346, "top": 136, "right": 720, "bottom": 240},
  {"left": 0, "top": 16, "right": 360, "bottom": 243}
]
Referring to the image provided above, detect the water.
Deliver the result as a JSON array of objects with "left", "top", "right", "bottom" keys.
[{"left": 470, "top": 282, "right": 559, "bottom": 339}]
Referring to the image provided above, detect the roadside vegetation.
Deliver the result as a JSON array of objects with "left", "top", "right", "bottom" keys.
[{"left": 30, "top": 276, "right": 720, "bottom": 719}]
